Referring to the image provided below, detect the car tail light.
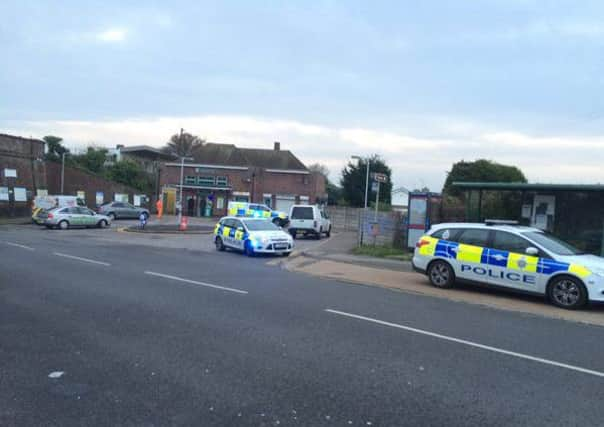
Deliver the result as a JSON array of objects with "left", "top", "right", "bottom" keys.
[
  {"left": 47, "top": 213, "right": 54, "bottom": 219},
  {"left": 416, "top": 239, "right": 430, "bottom": 249}
]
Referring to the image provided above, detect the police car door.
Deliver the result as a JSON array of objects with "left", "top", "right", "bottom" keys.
[
  {"left": 454, "top": 228, "right": 491, "bottom": 282},
  {"left": 231, "top": 218, "right": 246, "bottom": 250},
  {"left": 486, "top": 230, "right": 540, "bottom": 291}
]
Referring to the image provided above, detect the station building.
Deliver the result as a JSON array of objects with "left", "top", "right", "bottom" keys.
[{"left": 159, "top": 142, "right": 327, "bottom": 217}]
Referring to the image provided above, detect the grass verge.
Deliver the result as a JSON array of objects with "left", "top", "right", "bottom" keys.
[{"left": 351, "top": 244, "right": 413, "bottom": 261}]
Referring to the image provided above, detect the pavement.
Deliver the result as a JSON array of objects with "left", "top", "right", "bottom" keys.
[{"left": 2, "top": 224, "right": 604, "bottom": 426}]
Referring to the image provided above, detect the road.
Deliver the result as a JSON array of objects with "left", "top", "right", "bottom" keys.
[{"left": 1, "top": 225, "right": 604, "bottom": 426}]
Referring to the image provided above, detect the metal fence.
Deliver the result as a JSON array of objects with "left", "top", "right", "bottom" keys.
[{"left": 325, "top": 206, "right": 407, "bottom": 248}]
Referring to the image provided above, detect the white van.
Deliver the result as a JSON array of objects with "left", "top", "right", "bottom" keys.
[
  {"left": 32, "top": 195, "right": 85, "bottom": 224},
  {"left": 288, "top": 205, "right": 331, "bottom": 239}
]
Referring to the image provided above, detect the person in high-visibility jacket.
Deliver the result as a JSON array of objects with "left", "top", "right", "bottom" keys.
[{"left": 156, "top": 198, "right": 163, "bottom": 220}]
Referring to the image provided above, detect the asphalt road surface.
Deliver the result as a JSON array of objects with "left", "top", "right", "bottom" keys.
[{"left": 2, "top": 225, "right": 604, "bottom": 426}]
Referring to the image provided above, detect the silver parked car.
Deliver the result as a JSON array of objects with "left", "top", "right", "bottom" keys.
[
  {"left": 98, "top": 202, "right": 149, "bottom": 220},
  {"left": 44, "top": 206, "right": 112, "bottom": 230}
]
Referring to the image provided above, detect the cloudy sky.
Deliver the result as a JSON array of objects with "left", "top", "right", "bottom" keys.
[{"left": 2, "top": 0, "right": 604, "bottom": 193}]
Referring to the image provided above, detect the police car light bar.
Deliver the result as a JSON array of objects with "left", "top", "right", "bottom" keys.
[{"left": 485, "top": 219, "right": 519, "bottom": 226}]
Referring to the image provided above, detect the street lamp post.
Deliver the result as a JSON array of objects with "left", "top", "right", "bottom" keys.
[
  {"left": 61, "top": 152, "right": 67, "bottom": 194},
  {"left": 177, "top": 155, "right": 193, "bottom": 224},
  {"left": 351, "top": 155, "right": 371, "bottom": 245}
]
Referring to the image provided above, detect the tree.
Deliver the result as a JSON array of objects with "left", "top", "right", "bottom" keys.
[
  {"left": 340, "top": 154, "right": 392, "bottom": 207},
  {"left": 70, "top": 146, "right": 108, "bottom": 174},
  {"left": 163, "top": 131, "right": 205, "bottom": 157},
  {"left": 105, "top": 160, "right": 153, "bottom": 193},
  {"left": 43, "top": 135, "right": 69, "bottom": 161},
  {"left": 307, "top": 163, "right": 330, "bottom": 179},
  {"left": 442, "top": 159, "right": 527, "bottom": 197}
]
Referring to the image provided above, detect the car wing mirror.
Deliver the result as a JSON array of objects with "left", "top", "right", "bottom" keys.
[{"left": 525, "top": 247, "right": 539, "bottom": 256}]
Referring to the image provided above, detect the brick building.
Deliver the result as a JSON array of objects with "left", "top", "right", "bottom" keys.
[
  {"left": 159, "top": 142, "right": 327, "bottom": 216},
  {"left": 0, "top": 134, "right": 46, "bottom": 217}
]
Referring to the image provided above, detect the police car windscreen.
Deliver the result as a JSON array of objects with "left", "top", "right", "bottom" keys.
[
  {"left": 244, "top": 220, "right": 280, "bottom": 231},
  {"left": 291, "top": 207, "right": 313, "bottom": 220},
  {"left": 523, "top": 231, "right": 584, "bottom": 256}
]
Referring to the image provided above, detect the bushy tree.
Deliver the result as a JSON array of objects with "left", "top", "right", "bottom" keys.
[
  {"left": 70, "top": 146, "right": 108, "bottom": 174},
  {"left": 105, "top": 160, "right": 153, "bottom": 193},
  {"left": 163, "top": 131, "right": 205, "bottom": 157},
  {"left": 340, "top": 154, "right": 392, "bottom": 207},
  {"left": 442, "top": 159, "right": 526, "bottom": 197},
  {"left": 43, "top": 135, "right": 69, "bottom": 161}
]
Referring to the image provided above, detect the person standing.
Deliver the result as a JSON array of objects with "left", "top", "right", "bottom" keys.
[{"left": 156, "top": 198, "right": 163, "bottom": 220}]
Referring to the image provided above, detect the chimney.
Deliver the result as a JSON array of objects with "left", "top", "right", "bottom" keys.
[{"left": 274, "top": 141, "right": 281, "bottom": 151}]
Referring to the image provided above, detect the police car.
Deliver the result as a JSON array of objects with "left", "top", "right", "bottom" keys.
[
  {"left": 227, "top": 202, "right": 289, "bottom": 227},
  {"left": 214, "top": 216, "right": 294, "bottom": 256},
  {"left": 412, "top": 220, "right": 604, "bottom": 309}
]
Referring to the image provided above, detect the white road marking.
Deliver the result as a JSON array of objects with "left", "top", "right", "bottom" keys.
[
  {"left": 5, "top": 241, "right": 35, "bottom": 251},
  {"left": 53, "top": 252, "right": 111, "bottom": 266},
  {"left": 325, "top": 309, "right": 604, "bottom": 378},
  {"left": 144, "top": 271, "right": 248, "bottom": 294},
  {"left": 48, "top": 371, "right": 65, "bottom": 379}
]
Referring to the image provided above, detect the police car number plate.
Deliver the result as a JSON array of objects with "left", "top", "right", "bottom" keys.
[{"left": 274, "top": 244, "right": 287, "bottom": 250}]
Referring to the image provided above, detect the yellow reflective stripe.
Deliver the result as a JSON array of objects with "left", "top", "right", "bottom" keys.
[
  {"left": 507, "top": 253, "right": 538, "bottom": 273},
  {"left": 222, "top": 226, "right": 231, "bottom": 237},
  {"left": 235, "top": 230, "right": 244, "bottom": 240},
  {"left": 569, "top": 264, "right": 591, "bottom": 279},
  {"left": 418, "top": 236, "right": 438, "bottom": 256},
  {"left": 245, "top": 210, "right": 253, "bottom": 216},
  {"left": 456, "top": 244, "right": 483, "bottom": 263},
  {"left": 262, "top": 211, "right": 270, "bottom": 218}
]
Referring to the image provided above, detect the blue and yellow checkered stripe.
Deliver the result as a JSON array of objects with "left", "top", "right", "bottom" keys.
[
  {"left": 419, "top": 236, "right": 591, "bottom": 278},
  {"left": 214, "top": 224, "right": 248, "bottom": 241}
]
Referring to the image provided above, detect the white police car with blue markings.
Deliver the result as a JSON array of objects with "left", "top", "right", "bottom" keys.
[
  {"left": 213, "top": 216, "right": 294, "bottom": 257},
  {"left": 412, "top": 220, "right": 604, "bottom": 309}
]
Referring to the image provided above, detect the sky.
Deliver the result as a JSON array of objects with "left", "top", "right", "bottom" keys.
[{"left": 2, "top": 0, "right": 604, "bottom": 195}]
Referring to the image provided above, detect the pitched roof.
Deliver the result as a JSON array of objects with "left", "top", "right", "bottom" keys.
[
  {"left": 188, "top": 143, "right": 308, "bottom": 170},
  {"left": 192, "top": 143, "right": 249, "bottom": 167},
  {"left": 239, "top": 148, "right": 307, "bottom": 170}
]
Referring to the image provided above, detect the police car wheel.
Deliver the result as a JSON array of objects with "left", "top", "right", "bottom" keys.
[
  {"left": 547, "top": 276, "right": 587, "bottom": 309},
  {"left": 108, "top": 213, "right": 116, "bottom": 221},
  {"left": 215, "top": 237, "right": 225, "bottom": 251},
  {"left": 98, "top": 220, "right": 108, "bottom": 228},
  {"left": 428, "top": 260, "right": 455, "bottom": 289},
  {"left": 245, "top": 244, "right": 255, "bottom": 257},
  {"left": 58, "top": 220, "right": 69, "bottom": 230}
]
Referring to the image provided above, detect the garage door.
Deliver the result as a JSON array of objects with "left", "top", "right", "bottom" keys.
[{"left": 275, "top": 195, "right": 296, "bottom": 213}]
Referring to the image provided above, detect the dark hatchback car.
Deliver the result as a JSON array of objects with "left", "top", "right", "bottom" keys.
[{"left": 98, "top": 202, "right": 149, "bottom": 220}]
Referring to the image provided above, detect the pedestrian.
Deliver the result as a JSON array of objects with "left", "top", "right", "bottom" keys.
[
  {"left": 139, "top": 211, "right": 147, "bottom": 230},
  {"left": 156, "top": 198, "right": 163, "bottom": 220}
]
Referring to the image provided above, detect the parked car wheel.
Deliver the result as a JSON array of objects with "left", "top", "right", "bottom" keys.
[
  {"left": 290, "top": 230, "right": 297, "bottom": 239},
  {"left": 215, "top": 237, "right": 225, "bottom": 251},
  {"left": 326, "top": 226, "right": 331, "bottom": 238},
  {"left": 315, "top": 229, "right": 322, "bottom": 240},
  {"left": 97, "top": 219, "right": 108, "bottom": 228},
  {"left": 58, "top": 220, "right": 69, "bottom": 230},
  {"left": 141, "top": 212, "right": 149, "bottom": 220},
  {"left": 427, "top": 260, "right": 455, "bottom": 288},
  {"left": 107, "top": 212, "right": 116, "bottom": 221},
  {"left": 547, "top": 275, "right": 587, "bottom": 310}
]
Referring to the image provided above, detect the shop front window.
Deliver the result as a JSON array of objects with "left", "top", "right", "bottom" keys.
[{"left": 216, "top": 176, "right": 228, "bottom": 187}]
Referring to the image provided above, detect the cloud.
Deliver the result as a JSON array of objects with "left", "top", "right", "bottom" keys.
[
  {"left": 4, "top": 114, "right": 604, "bottom": 191},
  {"left": 96, "top": 28, "right": 127, "bottom": 42}
]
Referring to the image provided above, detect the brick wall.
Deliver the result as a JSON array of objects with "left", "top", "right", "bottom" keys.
[
  {"left": 159, "top": 164, "right": 328, "bottom": 216},
  {"left": 0, "top": 134, "right": 46, "bottom": 217},
  {"left": 46, "top": 162, "right": 150, "bottom": 208}
]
